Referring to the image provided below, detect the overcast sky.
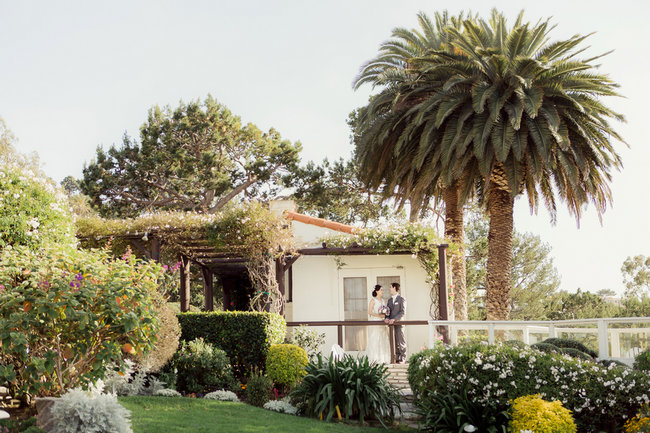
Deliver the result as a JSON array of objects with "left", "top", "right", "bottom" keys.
[{"left": 1, "top": 0, "right": 649, "bottom": 295}]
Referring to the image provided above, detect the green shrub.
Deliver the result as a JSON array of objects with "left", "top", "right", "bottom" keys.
[
  {"left": 0, "top": 245, "right": 160, "bottom": 400},
  {"left": 634, "top": 349, "right": 650, "bottom": 372},
  {"left": 560, "top": 347, "right": 594, "bottom": 361},
  {"left": 290, "top": 355, "right": 400, "bottom": 426},
  {"left": 531, "top": 342, "right": 562, "bottom": 354},
  {"left": 289, "top": 325, "right": 326, "bottom": 361},
  {"left": 246, "top": 370, "right": 273, "bottom": 407},
  {"left": 0, "top": 417, "right": 44, "bottom": 433},
  {"left": 177, "top": 311, "right": 285, "bottom": 376},
  {"left": 167, "top": 338, "right": 236, "bottom": 394},
  {"left": 408, "top": 343, "right": 650, "bottom": 432},
  {"left": 510, "top": 394, "right": 576, "bottom": 433},
  {"left": 136, "top": 298, "right": 181, "bottom": 373},
  {"left": 417, "top": 377, "right": 509, "bottom": 433},
  {"left": 265, "top": 344, "right": 308, "bottom": 391},
  {"left": 542, "top": 338, "right": 597, "bottom": 358}
]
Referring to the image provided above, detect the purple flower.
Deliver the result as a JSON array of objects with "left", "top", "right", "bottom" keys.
[{"left": 75, "top": 272, "right": 83, "bottom": 281}]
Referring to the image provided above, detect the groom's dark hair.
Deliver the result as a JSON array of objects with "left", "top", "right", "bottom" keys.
[{"left": 391, "top": 282, "right": 400, "bottom": 292}]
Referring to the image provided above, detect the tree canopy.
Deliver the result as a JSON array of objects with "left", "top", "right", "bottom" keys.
[{"left": 80, "top": 96, "right": 302, "bottom": 217}]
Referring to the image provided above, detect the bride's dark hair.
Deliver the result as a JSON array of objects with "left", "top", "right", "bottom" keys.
[{"left": 372, "top": 285, "right": 382, "bottom": 297}]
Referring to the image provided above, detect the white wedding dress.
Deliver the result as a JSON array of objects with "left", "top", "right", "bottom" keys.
[{"left": 365, "top": 298, "right": 391, "bottom": 364}]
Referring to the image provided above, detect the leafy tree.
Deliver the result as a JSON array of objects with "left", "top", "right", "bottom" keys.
[
  {"left": 80, "top": 96, "right": 301, "bottom": 217},
  {"left": 465, "top": 206, "right": 561, "bottom": 320},
  {"left": 547, "top": 289, "right": 620, "bottom": 320},
  {"left": 621, "top": 255, "right": 650, "bottom": 298},
  {"left": 596, "top": 288, "right": 617, "bottom": 298},
  {"left": 284, "top": 157, "right": 393, "bottom": 226},
  {"left": 618, "top": 294, "right": 650, "bottom": 317},
  {"left": 357, "top": 10, "right": 625, "bottom": 320}
]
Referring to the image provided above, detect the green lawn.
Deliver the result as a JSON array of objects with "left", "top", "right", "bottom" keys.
[{"left": 120, "top": 396, "right": 413, "bottom": 433}]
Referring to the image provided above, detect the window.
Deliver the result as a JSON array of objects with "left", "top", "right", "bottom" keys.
[{"left": 343, "top": 277, "right": 367, "bottom": 351}]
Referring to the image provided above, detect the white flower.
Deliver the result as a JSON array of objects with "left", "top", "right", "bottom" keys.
[{"left": 463, "top": 425, "right": 477, "bottom": 432}]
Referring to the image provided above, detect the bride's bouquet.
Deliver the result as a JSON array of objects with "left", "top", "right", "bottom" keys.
[{"left": 378, "top": 305, "right": 390, "bottom": 317}]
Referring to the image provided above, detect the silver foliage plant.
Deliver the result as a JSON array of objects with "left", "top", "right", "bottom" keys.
[
  {"left": 204, "top": 390, "right": 240, "bottom": 402},
  {"left": 103, "top": 360, "right": 168, "bottom": 396},
  {"left": 263, "top": 399, "right": 298, "bottom": 415},
  {"left": 51, "top": 382, "right": 132, "bottom": 433}
]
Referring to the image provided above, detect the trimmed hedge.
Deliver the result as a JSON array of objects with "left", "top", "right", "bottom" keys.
[{"left": 177, "top": 311, "right": 285, "bottom": 375}]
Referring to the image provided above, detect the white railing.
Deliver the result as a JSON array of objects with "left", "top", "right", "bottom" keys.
[{"left": 428, "top": 317, "right": 650, "bottom": 364}]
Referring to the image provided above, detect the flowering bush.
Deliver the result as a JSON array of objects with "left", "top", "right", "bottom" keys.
[
  {"left": 509, "top": 394, "right": 576, "bottom": 433},
  {"left": 204, "top": 390, "right": 240, "bottom": 402},
  {"left": 321, "top": 223, "right": 442, "bottom": 281},
  {"left": 408, "top": 343, "right": 650, "bottom": 432},
  {"left": 0, "top": 166, "right": 74, "bottom": 251},
  {"left": 289, "top": 325, "right": 325, "bottom": 362},
  {"left": 0, "top": 244, "right": 161, "bottom": 401},
  {"left": 624, "top": 403, "right": 650, "bottom": 433},
  {"left": 263, "top": 399, "right": 298, "bottom": 415}
]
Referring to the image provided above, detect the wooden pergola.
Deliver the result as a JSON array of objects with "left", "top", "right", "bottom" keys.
[{"left": 79, "top": 232, "right": 451, "bottom": 321}]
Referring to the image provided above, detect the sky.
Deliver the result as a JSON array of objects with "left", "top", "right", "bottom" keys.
[{"left": 1, "top": 0, "right": 649, "bottom": 295}]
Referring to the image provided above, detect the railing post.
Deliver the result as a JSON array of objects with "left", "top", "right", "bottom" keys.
[
  {"left": 522, "top": 325, "right": 530, "bottom": 345},
  {"left": 611, "top": 330, "right": 621, "bottom": 357},
  {"left": 597, "top": 319, "right": 609, "bottom": 359},
  {"left": 450, "top": 325, "right": 458, "bottom": 346},
  {"left": 429, "top": 322, "right": 435, "bottom": 348},
  {"left": 488, "top": 323, "right": 495, "bottom": 344},
  {"left": 548, "top": 323, "right": 556, "bottom": 338},
  {"left": 389, "top": 325, "right": 395, "bottom": 364},
  {"left": 437, "top": 244, "right": 450, "bottom": 344}
]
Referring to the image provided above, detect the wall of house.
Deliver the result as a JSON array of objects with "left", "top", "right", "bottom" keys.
[
  {"left": 290, "top": 220, "right": 348, "bottom": 248},
  {"left": 288, "top": 253, "right": 433, "bottom": 360}
]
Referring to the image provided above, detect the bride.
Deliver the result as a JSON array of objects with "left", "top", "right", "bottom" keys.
[{"left": 365, "top": 285, "right": 391, "bottom": 363}]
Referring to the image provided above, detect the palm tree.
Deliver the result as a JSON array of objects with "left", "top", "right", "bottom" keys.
[
  {"left": 353, "top": 11, "right": 473, "bottom": 320},
  {"left": 404, "top": 10, "right": 625, "bottom": 319}
]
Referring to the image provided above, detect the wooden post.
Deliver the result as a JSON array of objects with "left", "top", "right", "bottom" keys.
[
  {"left": 337, "top": 325, "right": 343, "bottom": 348},
  {"left": 151, "top": 236, "right": 161, "bottom": 262},
  {"left": 437, "top": 244, "right": 450, "bottom": 343},
  {"left": 389, "top": 325, "right": 395, "bottom": 364},
  {"left": 179, "top": 254, "right": 191, "bottom": 313},
  {"left": 201, "top": 267, "right": 214, "bottom": 311},
  {"left": 275, "top": 257, "right": 285, "bottom": 316}
]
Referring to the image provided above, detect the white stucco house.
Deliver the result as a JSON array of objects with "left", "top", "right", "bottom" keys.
[{"left": 270, "top": 200, "right": 436, "bottom": 359}]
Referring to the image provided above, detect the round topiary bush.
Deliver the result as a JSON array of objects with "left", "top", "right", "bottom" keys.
[
  {"left": 510, "top": 394, "right": 577, "bottom": 433},
  {"left": 633, "top": 349, "right": 650, "bottom": 372},
  {"left": 542, "top": 338, "right": 597, "bottom": 358},
  {"left": 265, "top": 344, "right": 308, "bottom": 390}
]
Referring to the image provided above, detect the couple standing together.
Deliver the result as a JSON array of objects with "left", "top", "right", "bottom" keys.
[{"left": 366, "top": 282, "right": 406, "bottom": 364}]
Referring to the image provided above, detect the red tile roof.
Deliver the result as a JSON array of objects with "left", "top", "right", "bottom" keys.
[{"left": 284, "top": 211, "right": 358, "bottom": 234}]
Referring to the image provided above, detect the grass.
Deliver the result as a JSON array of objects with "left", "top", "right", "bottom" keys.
[{"left": 120, "top": 396, "right": 412, "bottom": 433}]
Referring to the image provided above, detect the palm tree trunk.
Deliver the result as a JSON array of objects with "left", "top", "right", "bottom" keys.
[
  {"left": 444, "top": 182, "right": 467, "bottom": 320},
  {"left": 486, "top": 185, "right": 514, "bottom": 320}
]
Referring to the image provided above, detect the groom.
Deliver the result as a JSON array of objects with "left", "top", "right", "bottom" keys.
[{"left": 385, "top": 282, "right": 406, "bottom": 363}]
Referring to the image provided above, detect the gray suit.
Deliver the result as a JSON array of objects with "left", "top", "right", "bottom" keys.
[{"left": 387, "top": 294, "right": 406, "bottom": 362}]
